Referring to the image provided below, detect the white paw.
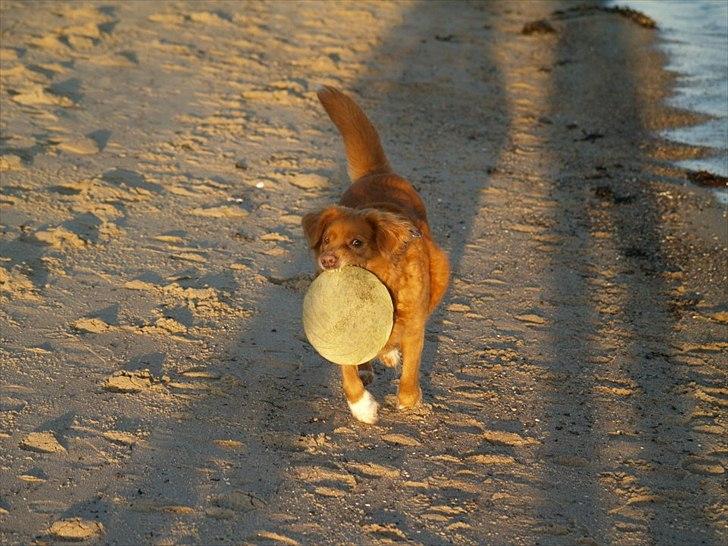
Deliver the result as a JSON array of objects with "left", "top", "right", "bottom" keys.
[
  {"left": 379, "top": 348, "right": 401, "bottom": 368},
  {"left": 348, "top": 390, "right": 379, "bottom": 424}
]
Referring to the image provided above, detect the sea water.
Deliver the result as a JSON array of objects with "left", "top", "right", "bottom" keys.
[{"left": 608, "top": 0, "right": 728, "bottom": 188}]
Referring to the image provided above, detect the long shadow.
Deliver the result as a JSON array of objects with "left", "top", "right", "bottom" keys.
[
  {"left": 99, "top": 1, "right": 510, "bottom": 544},
  {"left": 538, "top": 6, "right": 721, "bottom": 544},
  {"left": 278, "top": 1, "right": 511, "bottom": 542},
  {"left": 606, "top": 17, "right": 722, "bottom": 545},
  {"left": 376, "top": 4, "right": 510, "bottom": 400}
]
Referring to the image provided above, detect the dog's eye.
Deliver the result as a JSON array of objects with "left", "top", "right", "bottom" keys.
[
  {"left": 351, "top": 239, "right": 363, "bottom": 248},
  {"left": 323, "top": 236, "right": 330, "bottom": 245}
]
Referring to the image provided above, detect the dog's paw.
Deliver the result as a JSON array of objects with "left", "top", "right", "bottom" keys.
[
  {"left": 348, "top": 390, "right": 379, "bottom": 424},
  {"left": 378, "top": 348, "right": 401, "bottom": 368},
  {"left": 397, "top": 386, "right": 422, "bottom": 410},
  {"left": 386, "top": 394, "right": 431, "bottom": 416}
]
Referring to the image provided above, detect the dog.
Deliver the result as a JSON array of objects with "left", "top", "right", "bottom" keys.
[{"left": 302, "top": 86, "right": 449, "bottom": 424}]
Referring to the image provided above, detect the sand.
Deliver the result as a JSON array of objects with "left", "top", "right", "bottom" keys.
[{"left": 1, "top": 1, "right": 726, "bottom": 544}]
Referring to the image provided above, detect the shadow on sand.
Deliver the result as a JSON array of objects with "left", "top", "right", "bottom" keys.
[
  {"left": 536, "top": 8, "right": 721, "bottom": 544},
  {"left": 97, "top": 2, "right": 509, "bottom": 544}
]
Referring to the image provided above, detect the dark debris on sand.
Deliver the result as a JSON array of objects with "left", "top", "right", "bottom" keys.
[
  {"left": 687, "top": 170, "right": 728, "bottom": 188},
  {"left": 551, "top": 5, "right": 657, "bottom": 29},
  {"left": 522, "top": 19, "right": 556, "bottom": 35}
]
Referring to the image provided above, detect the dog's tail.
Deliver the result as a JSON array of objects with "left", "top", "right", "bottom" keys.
[{"left": 317, "top": 85, "right": 391, "bottom": 181}]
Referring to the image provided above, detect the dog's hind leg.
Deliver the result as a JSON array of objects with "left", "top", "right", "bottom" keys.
[
  {"left": 397, "top": 321, "right": 425, "bottom": 410},
  {"left": 357, "top": 361, "right": 374, "bottom": 386}
]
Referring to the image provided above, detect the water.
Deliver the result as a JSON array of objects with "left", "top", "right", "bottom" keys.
[{"left": 608, "top": 0, "right": 728, "bottom": 185}]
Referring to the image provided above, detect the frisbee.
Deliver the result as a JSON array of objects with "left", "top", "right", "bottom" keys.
[{"left": 303, "top": 266, "right": 393, "bottom": 366}]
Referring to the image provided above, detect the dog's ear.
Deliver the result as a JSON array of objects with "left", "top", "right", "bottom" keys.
[
  {"left": 364, "top": 209, "right": 417, "bottom": 257},
  {"left": 302, "top": 206, "right": 343, "bottom": 249}
]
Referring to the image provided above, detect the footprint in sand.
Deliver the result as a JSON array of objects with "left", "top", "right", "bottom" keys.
[
  {"left": 265, "top": 273, "right": 313, "bottom": 292},
  {"left": 123, "top": 279, "right": 158, "bottom": 291},
  {"left": 209, "top": 490, "right": 266, "bottom": 516},
  {"left": 190, "top": 205, "right": 249, "bottom": 218},
  {"left": 692, "top": 384, "right": 728, "bottom": 407},
  {"left": 51, "top": 134, "right": 100, "bottom": 155},
  {"left": 102, "top": 431, "right": 141, "bottom": 446},
  {"left": 170, "top": 251, "right": 207, "bottom": 264},
  {"left": 363, "top": 523, "right": 408, "bottom": 542},
  {"left": 18, "top": 469, "right": 48, "bottom": 484},
  {"left": 188, "top": 11, "right": 233, "bottom": 26},
  {"left": 9, "top": 84, "right": 74, "bottom": 107},
  {"left": 20, "top": 431, "right": 66, "bottom": 454},
  {"left": 34, "top": 226, "right": 88, "bottom": 249},
  {"left": 123, "top": 278, "right": 236, "bottom": 317},
  {"left": 213, "top": 439, "right": 245, "bottom": 450},
  {"left": 53, "top": 4, "right": 114, "bottom": 25},
  {"left": 0, "top": 154, "right": 23, "bottom": 171},
  {"left": 136, "top": 316, "right": 188, "bottom": 336},
  {"left": 48, "top": 519, "right": 104, "bottom": 541},
  {"left": 594, "top": 384, "right": 636, "bottom": 397},
  {"left": 0, "top": 267, "right": 39, "bottom": 301},
  {"left": 129, "top": 499, "right": 195, "bottom": 515},
  {"left": 466, "top": 453, "right": 517, "bottom": 465},
  {"left": 381, "top": 433, "right": 421, "bottom": 447},
  {"left": 102, "top": 369, "right": 165, "bottom": 393},
  {"left": 148, "top": 13, "right": 186, "bottom": 26},
  {"left": 102, "top": 168, "right": 162, "bottom": 194},
  {"left": 447, "top": 302, "right": 472, "bottom": 313},
  {"left": 73, "top": 317, "right": 112, "bottom": 333},
  {"left": 287, "top": 173, "right": 328, "bottom": 190},
  {"left": 313, "top": 487, "right": 346, "bottom": 498},
  {"left": 346, "top": 461, "right": 401, "bottom": 479},
  {"left": 153, "top": 234, "right": 186, "bottom": 244},
  {"left": 422, "top": 504, "right": 468, "bottom": 523},
  {"left": 293, "top": 465, "right": 357, "bottom": 498},
  {"left": 168, "top": 369, "right": 222, "bottom": 392},
  {"left": 252, "top": 531, "right": 301, "bottom": 546},
  {"left": 28, "top": 33, "right": 71, "bottom": 53},
  {"left": 481, "top": 429, "right": 540, "bottom": 447},
  {"left": 682, "top": 456, "right": 725, "bottom": 476},
  {"left": 0, "top": 396, "right": 27, "bottom": 412},
  {"left": 515, "top": 313, "right": 547, "bottom": 325}
]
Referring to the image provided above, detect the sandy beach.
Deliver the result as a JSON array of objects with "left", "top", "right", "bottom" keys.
[{"left": 1, "top": 1, "right": 726, "bottom": 544}]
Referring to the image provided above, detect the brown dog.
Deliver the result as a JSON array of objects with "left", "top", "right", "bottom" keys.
[{"left": 302, "top": 86, "right": 449, "bottom": 424}]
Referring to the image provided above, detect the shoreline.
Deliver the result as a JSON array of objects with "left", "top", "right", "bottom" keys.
[{"left": 606, "top": 0, "right": 728, "bottom": 201}]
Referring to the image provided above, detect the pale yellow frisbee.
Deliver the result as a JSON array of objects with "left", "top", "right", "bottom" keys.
[{"left": 303, "top": 266, "right": 394, "bottom": 366}]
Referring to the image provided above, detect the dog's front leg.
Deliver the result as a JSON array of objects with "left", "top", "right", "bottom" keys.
[
  {"left": 341, "top": 364, "right": 379, "bottom": 424},
  {"left": 378, "top": 319, "right": 403, "bottom": 368}
]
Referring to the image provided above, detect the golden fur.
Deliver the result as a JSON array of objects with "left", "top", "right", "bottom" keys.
[{"left": 303, "top": 86, "right": 449, "bottom": 423}]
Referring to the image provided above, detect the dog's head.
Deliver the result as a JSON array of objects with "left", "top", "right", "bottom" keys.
[{"left": 302, "top": 206, "right": 420, "bottom": 270}]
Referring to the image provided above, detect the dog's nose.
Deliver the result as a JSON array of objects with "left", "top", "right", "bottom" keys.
[{"left": 320, "top": 253, "right": 339, "bottom": 269}]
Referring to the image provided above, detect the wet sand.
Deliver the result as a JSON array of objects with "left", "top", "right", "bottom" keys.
[{"left": 1, "top": 1, "right": 726, "bottom": 544}]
